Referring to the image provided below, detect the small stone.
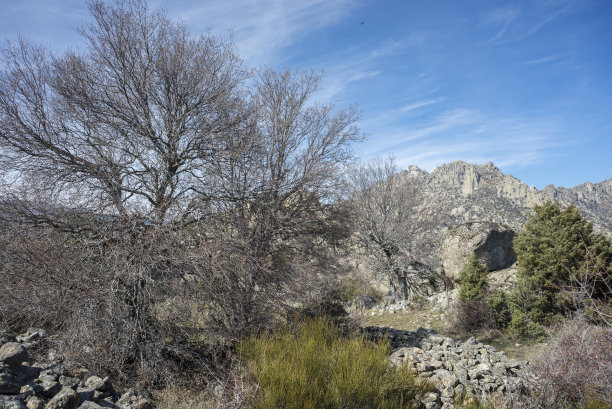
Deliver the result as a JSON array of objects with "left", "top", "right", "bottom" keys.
[
  {"left": 40, "top": 381, "right": 62, "bottom": 398},
  {"left": 16, "top": 329, "right": 46, "bottom": 344},
  {"left": 25, "top": 396, "right": 45, "bottom": 409},
  {"left": 474, "top": 363, "right": 491, "bottom": 374},
  {"left": 0, "top": 343, "right": 29, "bottom": 369},
  {"left": 430, "top": 360, "right": 444, "bottom": 370},
  {"left": 454, "top": 383, "right": 465, "bottom": 398},
  {"left": 83, "top": 377, "right": 105, "bottom": 392},
  {"left": 76, "top": 388, "right": 94, "bottom": 402},
  {"left": 76, "top": 403, "right": 104, "bottom": 409},
  {"left": 59, "top": 377, "right": 80, "bottom": 390},
  {"left": 440, "top": 385, "right": 454, "bottom": 398},
  {"left": 20, "top": 383, "right": 44, "bottom": 397},
  {"left": 416, "top": 362, "right": 433, "bottom": 372},
  {"left": 428, "top": 335, "right": 446, "bottom": 345}
]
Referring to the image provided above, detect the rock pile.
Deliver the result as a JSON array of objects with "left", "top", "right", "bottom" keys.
[
  {"left": 0, "top": 329, "right": 153, "bottom": 409},
  {"left": 363, "top": 326, "right": 534, "bottom": 409}
]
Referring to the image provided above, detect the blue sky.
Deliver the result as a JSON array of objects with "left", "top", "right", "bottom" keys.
[{"left": 1, "top": 0, "right": 611, "bottom": 189}]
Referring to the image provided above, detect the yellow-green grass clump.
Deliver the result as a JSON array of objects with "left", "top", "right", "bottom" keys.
[{"left": 240, "top": 318, "right": 433, "bottom": 409}]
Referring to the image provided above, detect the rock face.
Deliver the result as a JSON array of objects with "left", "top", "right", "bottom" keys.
[
  {"left": 0, "top": 330, "right": 152, "bottom": 409},
  {"left": 440, "top": 222, "right": 516, "bottom": 281},
  {"left": 363, "top": 326, "right": 535, "bottom": 409},
  {"left": 392, "top": 161, "right": 611, "bottom": 271}
]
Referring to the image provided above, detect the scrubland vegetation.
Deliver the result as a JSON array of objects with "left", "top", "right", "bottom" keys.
[{"left": 452, "top": 201, "right": 612, "bottom": 407}]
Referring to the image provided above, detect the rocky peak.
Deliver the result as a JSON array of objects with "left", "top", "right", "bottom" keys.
[{"left": 391, "top": 160, "right": 610, "bottom": 270}]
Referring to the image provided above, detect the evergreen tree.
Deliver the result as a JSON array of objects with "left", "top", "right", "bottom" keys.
[
  {"left": 512, "top": 201, "right": 612, "bottom": 327},
  {"left": 458, "top": 253, "right": 489, "bottom": 301}
]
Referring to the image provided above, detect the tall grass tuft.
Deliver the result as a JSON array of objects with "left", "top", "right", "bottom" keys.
[{"left": 239, "top": 318, "right": 432, "bottom": 409}]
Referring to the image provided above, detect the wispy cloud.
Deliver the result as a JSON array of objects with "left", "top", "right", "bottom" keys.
[
  {"left": 524, "top": 54, "right": 562, "bottom": 65},
  {"left": 359, "top": 108, "right": 572, "bottom": 173},
  {"left": 169, "top": 0, "right": 362, "bottom": 65},
  {"left": 309, "top": 35, "right": 430, "bottom": 103},
  {"left": 483, "top": 0, "right": 578, "bottom": 43},
  {"left": 484, "top": 6, "right": 520, "bottom": 42}
]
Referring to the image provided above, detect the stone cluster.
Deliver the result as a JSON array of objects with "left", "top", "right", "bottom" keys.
[
  {"left": 0, "top": 329, "right": 152, "bottom": 409},
  {"left": 363, "top": 326, "right": 534, "bottom": 409}
]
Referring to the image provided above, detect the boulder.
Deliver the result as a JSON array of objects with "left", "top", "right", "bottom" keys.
[
  {"left": 440, "top": 222, "right": 516, "bottom": 281},
  {"left": 389, "top": 259, "right": 447, "bottom": 301},
  {"left": 0, "top": 344, "right": 29, "bottom": 369},
  {"left": 44, "top": 387, "right": 79, "bottom": 409}
]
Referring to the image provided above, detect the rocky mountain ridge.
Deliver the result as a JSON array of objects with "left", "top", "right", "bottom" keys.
[{"left": 396, "top": 160, "right": 611, "bottom": 270}]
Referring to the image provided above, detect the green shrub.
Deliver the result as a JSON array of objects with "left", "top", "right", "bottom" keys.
[
  {"left": 458, "top": 254, "right": 489, "bottom": 302},
  {"left": 506, "top": 305, "right": 546, "bottom": 340},
  {"left": 513, "top": 201, "right": 612, "bottom": 327},
  {"left": 239, "top": 318, "right": 433, "bottom": 409},
  {"left": 485, "top": 291, "right": 511, "bottom": 329}
]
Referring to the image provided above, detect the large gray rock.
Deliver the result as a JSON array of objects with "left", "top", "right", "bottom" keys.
[
  {"left": 0, "top": 344, "right": 29, "bottom": 369},
  {"left": 440, "top": 222, "right": 516, "bottom": 281},
  {"left": 44, "top": 387, "right": 79, "bottom": 409}
]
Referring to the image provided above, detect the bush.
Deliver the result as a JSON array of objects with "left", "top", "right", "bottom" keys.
[
  {"left": 458, "top": 254, "right": 489, "bottom": 302},
  {"left": 530, "top": 317, "right": 612, "bottom": 407},
  {"left": 506, "top": 305, "right": 546, "bottom": 340},
  {"left": 451, "top": 297, "right": 494, "bottom": 333},
  {"left": 451, "top": 254, "right": 497, "bottom": 334},
  {"left": 239, "top": 318, "right": 432, "bottom": 409},
  {"left": 485, "top": 291, "right": 512, "bottom": 329},
  {"left": 513, "top": 201, "right": 612, "bottom": 327}
]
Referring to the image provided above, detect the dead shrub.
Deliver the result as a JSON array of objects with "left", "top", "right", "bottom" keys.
[
  {"left": 450, "top": 297, "right": 496, "bottom": 334},
  {"left": 530, "top": 317, "right": 612, "bottom": 407}
]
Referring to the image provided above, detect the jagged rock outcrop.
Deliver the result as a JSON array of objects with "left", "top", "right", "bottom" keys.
[
  {"left": 440, "top": 222, "right": 516, "bottom": 281},
  {"left": 0, "top": 329, "right": 152, "bottom": 409},
  {"left": 394, "top": 161, "right": 611, "bottom": 271},
  {"left": 363, "top": 327, "right": 534, "bottom": 409}
]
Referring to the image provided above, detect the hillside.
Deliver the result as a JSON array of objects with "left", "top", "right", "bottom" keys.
[{"left": 395, "top": 161, "right": 611, "bottom": 270}]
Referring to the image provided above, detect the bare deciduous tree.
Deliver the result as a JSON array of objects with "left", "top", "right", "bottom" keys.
[
  {"left": 350, "top": 157, "right": 444, "bottom": 300},
  {"left": 0, "top": 0, "right": 250, "bottom": 225},
  {"left": 0, "top": 0, "right": 361, "bottom": 386}
]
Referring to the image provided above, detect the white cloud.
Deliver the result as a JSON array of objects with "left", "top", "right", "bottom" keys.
[
  {"left": 358, "top": 108, "right": 571, "bottom": 173},
  {"left": 169, "top": 0, "right": 362, "bottom": 65}
]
